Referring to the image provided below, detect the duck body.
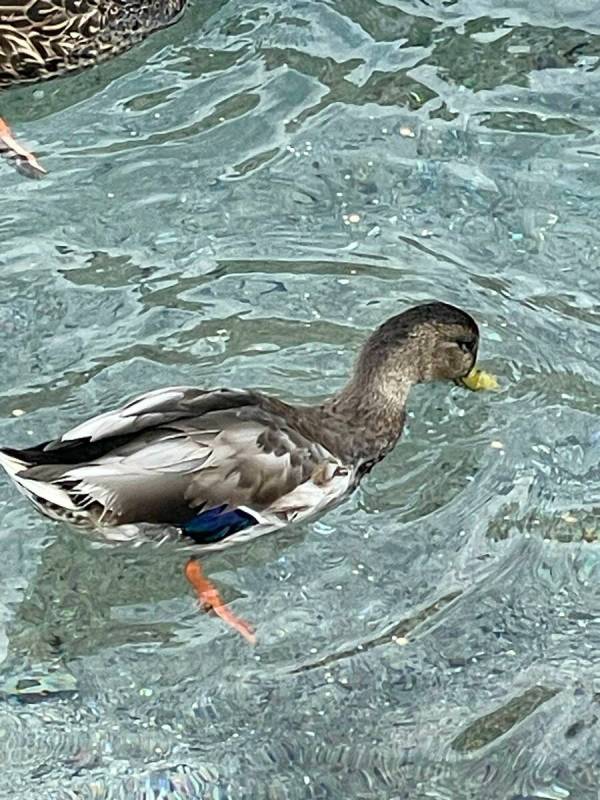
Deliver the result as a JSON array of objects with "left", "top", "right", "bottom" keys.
[
  {"left": 0, "top": 0, "right": 187, "bottom": 88},
  {"left": 0, "top": 387, "right": 362, "bottom": 548},
  {"left": 0, "top": 302, "right": 484, "bottom": 551}
]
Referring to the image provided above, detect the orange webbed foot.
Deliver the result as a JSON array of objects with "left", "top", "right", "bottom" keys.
[
  {"left": 0, "top": 118, "right": 47, "bottom": 178},
  {"left": 184, "top": 559, "right": 256, "bottom": 645}
]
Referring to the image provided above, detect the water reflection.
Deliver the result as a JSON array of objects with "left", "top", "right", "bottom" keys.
[{"left": 1, "top": 0, "right": 600, "bottom": 797}]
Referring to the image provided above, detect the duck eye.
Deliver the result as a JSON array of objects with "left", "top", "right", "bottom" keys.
[{"left": 457, "top": 339, "right": 475, "bottom": 354}]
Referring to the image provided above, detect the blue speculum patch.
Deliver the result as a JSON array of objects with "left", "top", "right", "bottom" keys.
[{"left": 182, "top": 505, "right": 256, "bottom": 543}]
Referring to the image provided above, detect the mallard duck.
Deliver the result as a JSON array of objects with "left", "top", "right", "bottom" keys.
[
  {"left": 0, "top": 0, "right": 188, "bottom": 176},
  {"left": 0, "top": 302, "right": 496, "bottom": 642}
]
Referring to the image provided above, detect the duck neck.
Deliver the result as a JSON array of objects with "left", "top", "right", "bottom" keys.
[{"left": 320, "top": 369, "right": 415, "bottom": 465}]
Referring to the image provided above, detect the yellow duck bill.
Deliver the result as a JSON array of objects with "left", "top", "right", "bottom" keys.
[{"left": 459, "top": 368, "right": 499, "bottom": 391}]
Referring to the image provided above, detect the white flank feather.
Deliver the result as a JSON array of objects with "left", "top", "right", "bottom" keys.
[
  {"left": 0, "top": 449, "right": 78, "bottom": 511},
  {"left": 11, "top": 474, "right": 78, "bottom": 510},
  {"left": 0, "top": 449, "right": 27, "bottom": 479}
]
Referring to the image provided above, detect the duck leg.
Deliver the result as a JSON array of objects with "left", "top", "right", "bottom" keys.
[
  {"left": 184, "top": 559, "right": 256, "bottom": 645},
  {"left": 0, "top": 118, "right": 47, "bottom": 177}
]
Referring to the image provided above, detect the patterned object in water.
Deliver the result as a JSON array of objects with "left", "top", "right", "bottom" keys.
[{"left": 0, "top": 0, "right": 188, "bottom": 174}]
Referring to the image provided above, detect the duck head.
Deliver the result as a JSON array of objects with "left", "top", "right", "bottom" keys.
[{"left": 355, "top": 301, "right": 481, "bottom": 389}]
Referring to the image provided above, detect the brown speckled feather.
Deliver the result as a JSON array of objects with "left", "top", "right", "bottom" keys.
[{"left": 0, "top": 0, "right": 187, "bottom": 88}]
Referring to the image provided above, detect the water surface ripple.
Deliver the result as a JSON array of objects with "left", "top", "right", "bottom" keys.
[{"left": 1, "top": 1, "right": 600, "bottom": 797}]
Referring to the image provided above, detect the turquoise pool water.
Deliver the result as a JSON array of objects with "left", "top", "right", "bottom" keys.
[{"left": 1, "top": 1, "right": 600, "bottom": 797}]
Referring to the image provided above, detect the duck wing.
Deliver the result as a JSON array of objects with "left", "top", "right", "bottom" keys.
[{"left": 1, "top": 387, "right": 351, "bottom": 544}]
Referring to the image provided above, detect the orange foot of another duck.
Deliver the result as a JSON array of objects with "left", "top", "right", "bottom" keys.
[
  {"left": 184, "top": 559, "right": 256, "bottom": 645},
  {"left": 0, "top": 118, "right": 47, "bottom": 178}
]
